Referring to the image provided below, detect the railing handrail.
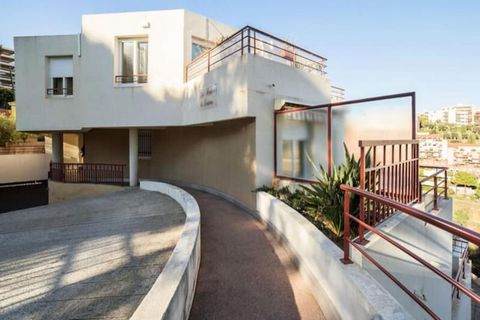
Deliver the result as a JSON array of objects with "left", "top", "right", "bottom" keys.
[
  {"left": 186, "top": 25, "right": 327, "bottom": 81},
  {"left": 341, "top": 184, "right": 480, "bottom": 319},
  {"left": 50, "top": 161, "right": 126, "bottom": 186},
  {"left": 341, "top": 184, "right": 480, "bottom": 246},
  {"left": 359, "top": 139, "right": 418, "bottom": 147},
  {"left": 51, "top": 162, "right": 126, "bottom": 167}
]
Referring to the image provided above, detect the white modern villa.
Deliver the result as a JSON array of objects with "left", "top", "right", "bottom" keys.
[{"left": 13, "top": 9, "right": 479, "bottom": 320}]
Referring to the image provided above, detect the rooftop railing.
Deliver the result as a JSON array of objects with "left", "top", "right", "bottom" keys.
[
  {"left": 340, "top": 184, "right": 480, "bottom": 319},
  {"left": 186, "top": 26, "right": 327, "bottom": 81}
]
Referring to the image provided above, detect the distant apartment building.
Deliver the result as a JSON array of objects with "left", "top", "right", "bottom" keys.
[
  {"left": 0, "top": 46, "right": 15, "bottom": 90},
  {"left": 444, "top": 104, "right": 475, "bottom": 125},
  {"left": 420, "top": 104, "right": 477, "bottom": 125},
  {"left": 475, "top": 111, "right": 480, "bottom": 126}
]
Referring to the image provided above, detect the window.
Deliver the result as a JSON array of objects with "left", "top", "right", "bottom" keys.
[
  {"left": 281, "top": 140, "right": 305, "bottom": 178},
  {"left": 117, "top": 38, "right": 148, "bottom": 84},
  {"left": 47, "top": 56, "right": 73, "bottom": 96},
  {"left": 138, "top": 130, "right": 152, "bottom": 158},
  {"left": 191, "top": 37, "right": 214, "bottom": 60}
]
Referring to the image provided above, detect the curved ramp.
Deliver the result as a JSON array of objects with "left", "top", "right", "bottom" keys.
[
  {"left": 188, "top": 189, "right": 325, "bottom": 320},
  {"left": 0, "top": 189, "right": 185, "bottom": 320}
]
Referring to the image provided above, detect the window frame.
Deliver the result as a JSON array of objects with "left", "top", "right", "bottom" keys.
[
  {"left": 191, "top": 37, "right": 215, "bottom": 61},
  {"left": 46, "top": 56, "right": 74, "bottom": 98},
  {"left": 116, "top": 37, "right": 149, "bottom": 86}
]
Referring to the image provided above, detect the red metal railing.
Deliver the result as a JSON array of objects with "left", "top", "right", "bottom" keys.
[
  {"left": 357, "top": 140, "right": 419, "bottom": 241},
  {"left": 419, "top": 165, "right": 448, "bottom": 211},
  {"left": 340, "top": 184, "right": 480, "bottom": 319},
  {"left": 452, "top": 236, "right": 469, "bottom": 299},
  {"left": 186, "top": 26, "right": 327, "bottom": 81},
  {"left": 49, "top": 162, "right": 126, "bottom": 186}
]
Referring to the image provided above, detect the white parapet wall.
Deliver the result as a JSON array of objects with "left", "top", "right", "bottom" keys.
[
  {"left": 256, "top": 191, "right": 413, "bottom": 320},
  {"left": 131, "top": 180, "right": 201, "bottom": 320}
]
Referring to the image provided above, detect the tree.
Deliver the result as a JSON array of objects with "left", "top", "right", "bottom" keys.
[
  {"left": 0, "top": 115, "right": 16, "bottom": 146},
  {"left": 0, "top": 88, "right": 14, "bottom": 109},
  {"left": 453, "top": 171, "right": 478, "bottom": 188},
  {"left": 467, "top": 133, "right": 477, "bottom": 144}
]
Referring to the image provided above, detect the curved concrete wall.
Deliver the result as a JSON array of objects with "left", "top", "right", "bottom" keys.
[
  {"left": 256, "top": 191, "right": 413, "bottom": 320},
  {"left": 131, "top": 181, "right": 201, "bottom": 320}
]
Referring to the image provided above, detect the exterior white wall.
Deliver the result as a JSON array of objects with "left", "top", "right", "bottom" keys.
[
  {"left": 14, "top": 10, "right": 330, "bottom": 136},
  {"left": 0, "top": 154, "right": 50, "bottom": 183},
  {"left": 14, "top": 10, "right": 237, "bottom": 131},
  {"left": 352, "top": 198, "right": 455, "bottom": 319}
]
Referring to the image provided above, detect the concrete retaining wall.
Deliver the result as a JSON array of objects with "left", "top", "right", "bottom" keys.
[
  {"left": 0, "top": 153, "right": 50, "bottom": 184},
  {"left": 131, "top": 181, "right": 201, "bottom": 320},
  {"left": 256, "top": 191, "right": 413, "bottom": 320}
]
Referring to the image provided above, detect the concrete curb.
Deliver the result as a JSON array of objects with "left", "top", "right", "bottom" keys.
[{"left": 130, "top": 181, "right": 201, "bottom": 320}]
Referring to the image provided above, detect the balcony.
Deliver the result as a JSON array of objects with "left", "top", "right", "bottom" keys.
[
  {"left": 186, "top": 26, "right": 327, "bottom": 81},
  {"left": 46, "top": 87, "right": 73, "bottom": 96},
  {"left": 114, "top": 74, "right": 148, "bottom": 85}
]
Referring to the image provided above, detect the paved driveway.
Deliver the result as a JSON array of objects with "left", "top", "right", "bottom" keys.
[{"left": 0, "top": 189, "right": 185, "bottom": 320}]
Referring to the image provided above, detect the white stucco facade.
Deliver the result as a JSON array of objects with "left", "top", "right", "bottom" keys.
[{"left": 14, "top": 9, "right": 331, "bottom": 190}]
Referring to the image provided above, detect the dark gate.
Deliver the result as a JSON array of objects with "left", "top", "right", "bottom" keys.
[{"left": 0, "top": 180, "right": 49, "bottom": 213}]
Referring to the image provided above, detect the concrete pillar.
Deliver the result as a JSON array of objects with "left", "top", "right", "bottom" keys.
[
  {"left": 129, "top": 128, "right": 138, "bottom": 186},
  {"left": 51, "top": 132, "right": 64, "bottom": 163}
]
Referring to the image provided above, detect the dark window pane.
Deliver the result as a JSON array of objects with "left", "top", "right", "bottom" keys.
[
  {"left": 53, "top": 78, "right": 63, "bottom": 95},
  {"left": 65, "top": 77, "right": 73, "bottom": 95}
]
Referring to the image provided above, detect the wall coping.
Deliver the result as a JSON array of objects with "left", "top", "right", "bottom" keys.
[{"left": 130, "top": 180, "right": 201, "bottom": 320}]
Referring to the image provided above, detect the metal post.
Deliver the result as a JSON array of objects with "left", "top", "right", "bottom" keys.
[
  {"left": 327, "top": 106, "right": 332, "bottom": 176},
  {"left": 248, "top": 28, "right": 251, "bottom": 54},
  {"left": 358, "top": 146, "right": 366, "bottom": 243},
  {"left": 207, "top": 51, "right": 211, "bottom": 72},
  {"left": 253, "top": 30, "right": 256, "bottom": 55},
  {"left": 241, "top": 29, "right": 244, "bottom": 55},
  {"left": 433, "top": 175, "right": 438, "bottom": 210},
  {"left": 341, "top": 190, "right": 353, "bottom": 264},
  {"left": 444, "top": 169, "right": 448, "bottom": 199}
]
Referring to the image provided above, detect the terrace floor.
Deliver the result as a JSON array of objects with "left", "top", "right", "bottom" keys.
[
  {"left": 188, "top": 189, "right": 325, "bottom": 320},
  {"left": 0, "top": 189, "right": 185, "bottom": 320}
]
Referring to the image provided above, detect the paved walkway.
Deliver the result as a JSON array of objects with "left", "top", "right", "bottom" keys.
[
  {"left": 0, "top": 189, "right": 185, "bottom": 320},
  {"left": 188, "top": 189, "right": 324, "bottom": 320}
]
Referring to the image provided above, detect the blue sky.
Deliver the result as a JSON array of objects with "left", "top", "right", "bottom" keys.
[{"left": 1, "top": 0, "right": 479, "bottom": 111}]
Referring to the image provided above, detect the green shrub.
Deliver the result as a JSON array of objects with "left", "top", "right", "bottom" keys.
[
  {"left": 257, "top": 144, "right": 369, "bottom": 245},
  {"left": 301, "top": 144, "right": 368, "bottom": 241},
  {"left": 0, "top": 115, "right": 16, "bottom": 146}
]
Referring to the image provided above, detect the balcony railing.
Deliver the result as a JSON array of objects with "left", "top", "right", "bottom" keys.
[
  {"left": 340, "top": 184, "right": 480, "bottom": 319},
  {"left": 46, "top": 88, "right": 73, "bottom": 96},
  {"left": 114, "top": 74, "right": 148, "bottom": 84},
  {"left": 358, "top": 140, "right": 420, "bottom": 239},
  {"left": 331, "top": 85, "right": 345, "bottom": 102},
  {"left": 186, "top": 26, "right": 327, "bottom": 81},
  {"left": 419, "top": 165, "right": 448, "bottom": 211},
  {"left": 452, "top": 236, "right": 469, "bottom": 299},
  {"left": 49, "top": 162, "right": 126, "bottom": 186}
]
